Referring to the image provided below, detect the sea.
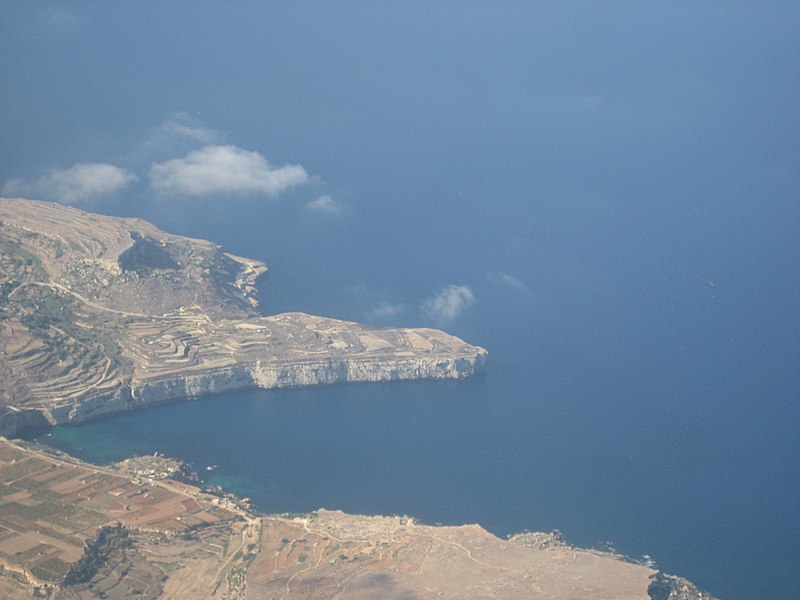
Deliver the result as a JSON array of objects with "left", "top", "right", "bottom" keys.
[
  {"left": 29, "top": 182, "right": 799, "bottom": 599},
  {"left": 6, "top": 4, "right": 798, "bottom": 599}
]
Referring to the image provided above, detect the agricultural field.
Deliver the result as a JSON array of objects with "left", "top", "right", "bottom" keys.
[
  {"left": 0, "top": 438, "right": 245, "bottom": 598},
  {"left": 0, "top": 198, "right": 485, "bottom": 429},
  {"left": 0, "top": 440, "right": 708, "bottom": 599}
]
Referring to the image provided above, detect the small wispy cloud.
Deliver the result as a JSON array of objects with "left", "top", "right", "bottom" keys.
[
  {"left": 306, "top": 195, "right": 343, "bottom": 215},
  {"left": 491, "top": 271, "right": 528, "bottom": 292},
  {"left": 2, "top": 163, "right": 137, "bottom": 203},
  {"left": 149, "top": 145, "right": 309, "bottom": 197},
  {"left": 366, "top": 301, "right": 405, "bottom": 321},
  {"left": 148, "top": 112, "right": 219, "bottom": 147},
  {"left": 422, "top": 284, "right": 476, "bottom": 325}
]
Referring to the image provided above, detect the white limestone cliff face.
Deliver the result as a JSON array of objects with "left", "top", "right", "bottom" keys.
[
  {"left": 3, "top": 350, "right": 486, "bottom": 435},
  {"left": 0, "top": 199, "right": 489, "bottom": 437},
  {"left": 129, "top": 352, "right": 487, "bottom": 411}
]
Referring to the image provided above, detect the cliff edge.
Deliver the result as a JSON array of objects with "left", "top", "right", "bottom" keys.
[{"left": 0, "top": 198, "right": 486, "bottom": 434}]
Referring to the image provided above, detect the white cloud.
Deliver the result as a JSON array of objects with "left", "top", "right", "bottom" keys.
[
  {"left": 366, "top": 301, "right": 405, "bottom": 321},
  {"left": 306, "top": 195, "right": 343, "bottom": 214},
  {"left": 136, "top": 114, "right": 222, "bottom": 163},
  {"left": 149, "top": 112, "right": 219, "bottom": 146},
  {"left": 2, "top": 163, "right": 137, "bottom": 203},
  {"left": 149, "top": 145, "right": 308, "bottom": 197},
  {"left": 492, "top": 271, "right": 528, "bottom": 291},
  {"left": 166, "top": 122, "right": 217, "bottom": 143},
  {"left": 422, "top": 284, "right": 476, "bottom": 325}
]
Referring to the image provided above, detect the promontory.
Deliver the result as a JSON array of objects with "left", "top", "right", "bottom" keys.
[
  {"left": 0, "top": 198, "right": 715, "bottom": 599},
  {"left": 0, "top": 198, "right": 486, "bottom": 435}
]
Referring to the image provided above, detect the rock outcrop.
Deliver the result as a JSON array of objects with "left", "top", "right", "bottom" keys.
[{"left": 0, "top": 198, "right": 486, "bottom": 435}]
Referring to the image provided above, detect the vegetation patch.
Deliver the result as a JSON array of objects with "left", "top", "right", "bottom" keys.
[{"left": 64, "top": 524, "right": 131, "bottom": 585}]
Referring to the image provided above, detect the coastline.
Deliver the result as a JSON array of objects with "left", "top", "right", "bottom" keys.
[
  {"left": 0, "top": 198, "right": 487, "bottom": 436},
  {"left": 0, "top": 198, "right": 714, "bottom": 598},
  {"left": 1, "top": 349, "right": 487, "bottom": 436},
  {"left": 0, "top": 436, "right": 714, "bottom": 599}
]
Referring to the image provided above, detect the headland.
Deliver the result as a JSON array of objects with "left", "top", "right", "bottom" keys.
[
  {"left": 0, "top": 198, "right": 486, "bottom": 435},
  {"left": 0, "top": 198, "right": 714, "bottom": 599}
]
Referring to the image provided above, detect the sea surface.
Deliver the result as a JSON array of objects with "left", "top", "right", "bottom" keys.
[
  {"left": 6, "top": 4, "right": 798, "bottom": 599},
  {"left": 31, "top": 218, "right": 799, "bottom": 600}
]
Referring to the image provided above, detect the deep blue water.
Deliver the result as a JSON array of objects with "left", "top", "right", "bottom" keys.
[
  {"left": 32, "top": 236, "right": 799, "bottom": 600},
  {"left": 4, "top": 3, "right": 799, "bottom": 599}
]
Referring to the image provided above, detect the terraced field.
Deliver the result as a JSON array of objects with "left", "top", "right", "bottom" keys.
[
  {"left": 0, "top": 198, "right": 711, "bottom": 599},
  {"left": 0, "top": 439, "right": 712, "bottom": 600},
  {"left": 0, "top": 198, "right": 486, "bottom": 430},
  {"left": 0, "top": 438, "right": 245, "bottom": 599}
]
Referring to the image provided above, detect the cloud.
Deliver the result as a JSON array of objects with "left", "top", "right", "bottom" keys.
[
  {"left": 147, "top": 112, "right": 220, "bottom": 147},
  {"left": 149, "top": 145, "right": 308, "bottom": 197},
  {"left": 422, "top": 284, "right": 476, "bottom": 325},
  {"left": 366, "top": 301, "right": 405, "bottom": 321},
  {"left": 166, "top": 122, "right": 217, "bottom": 144},
  {"left": 491, "top": 271, "right": 528, "bottom": 292},
  {"left": 306, "top": 195, "right": 343, "bottom": 215},
  {"left": 2, "top": 163, "right": 137, "bottom": 203}
]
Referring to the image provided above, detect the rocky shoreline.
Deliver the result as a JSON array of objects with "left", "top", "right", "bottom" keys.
[
  {"left": 0, "top": 199, "right": 717, "bottom": 599},
  {"left": 1, "top": 350, "right": 487, "bottom": 436},
  {"left": 0, "top": 198, "right": 487, "bottom": 436},
  {"left": 0, "top": 437, "right": 716, "bottom": 599}
]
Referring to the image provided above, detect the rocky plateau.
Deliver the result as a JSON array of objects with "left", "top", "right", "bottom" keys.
[{"left": 0, "top": 198, "right": 486, "bottom": 435}]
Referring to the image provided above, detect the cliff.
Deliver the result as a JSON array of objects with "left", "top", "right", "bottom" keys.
[{"left": 0, "top": 198, "right": 486, "bottom": 434}]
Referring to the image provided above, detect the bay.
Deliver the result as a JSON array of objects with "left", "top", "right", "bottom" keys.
[
  {"left": 31, "top": 257, "right": 799, "bottom": 600},
  {"left": 6, "top": 4, "right": 798, "bottom": 598}
]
